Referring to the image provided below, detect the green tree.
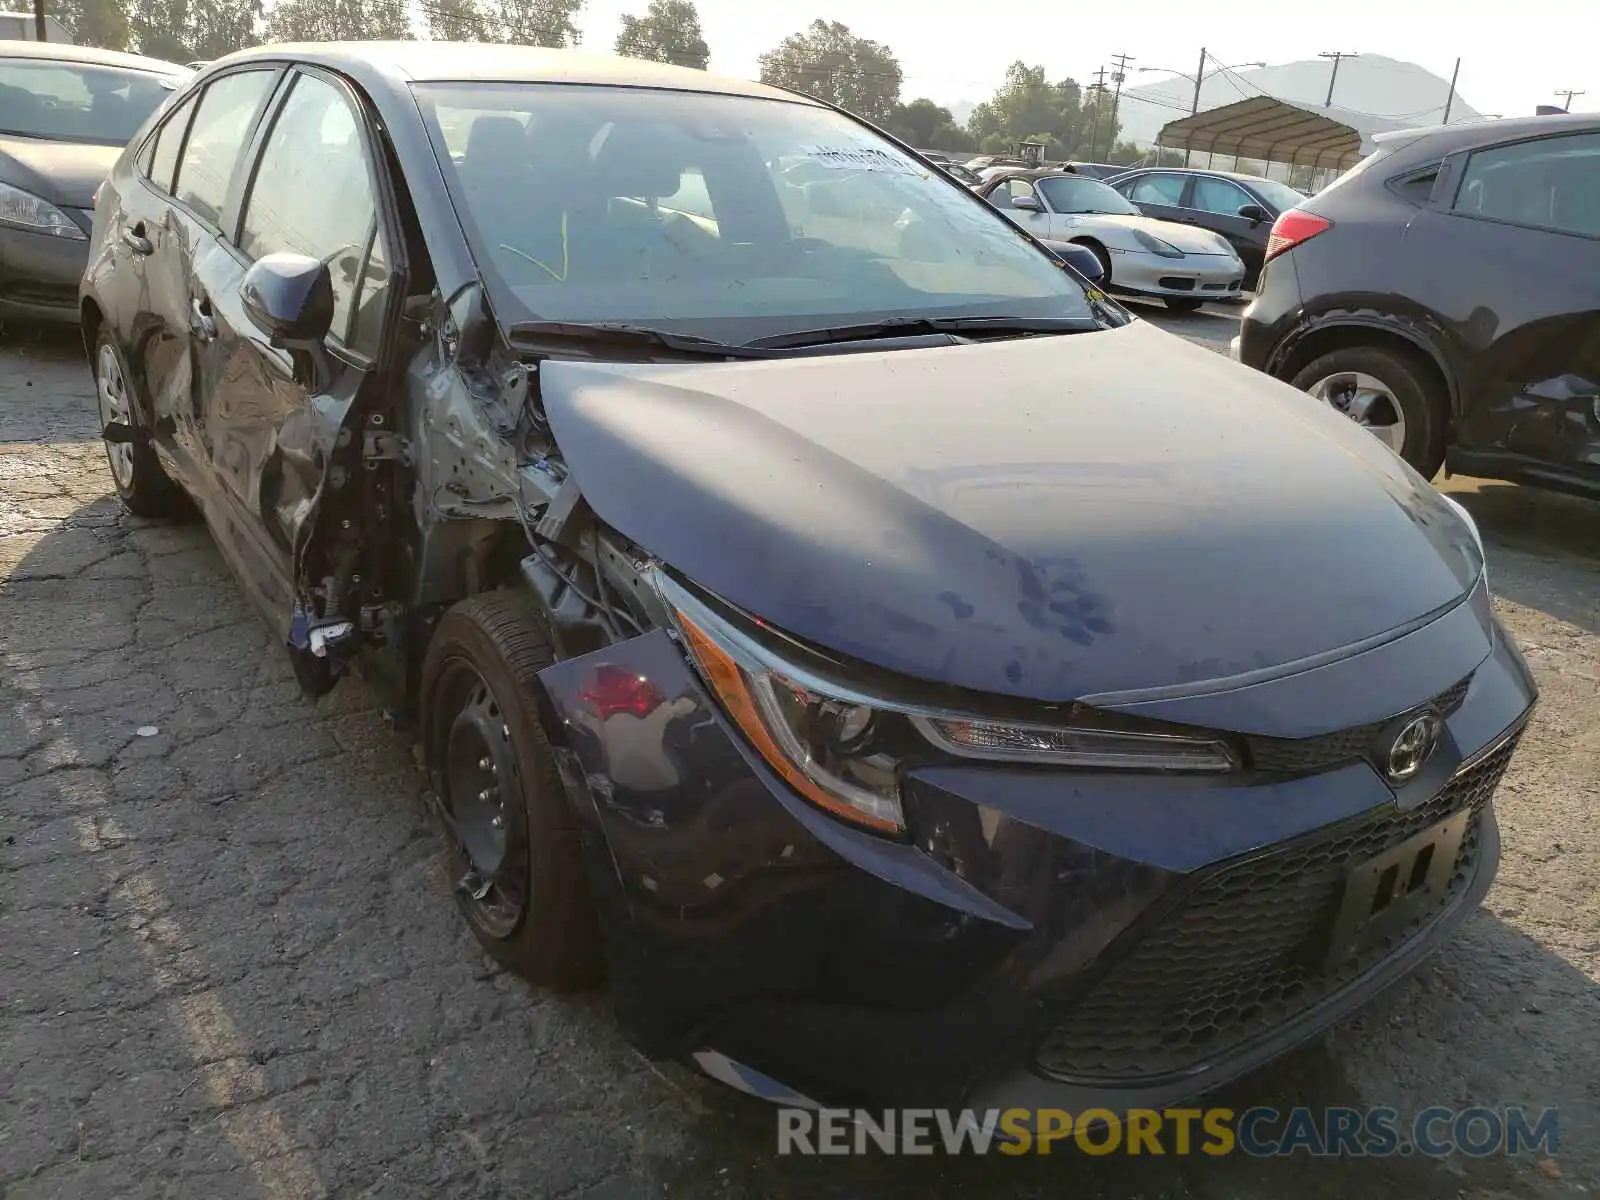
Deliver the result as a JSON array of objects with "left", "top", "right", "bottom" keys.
[
  {"left": 614, "top": 0, "right": 708, "bottom": 69},
  {"left": 423, "top": 0, "right": 489, "bottom": 38},
  {"left": 757, "top": 19, "right": 901, "bottom": 124},
  {"left": 967, "top": 62, "right": 1098, "bottom": 162},
  {"left": 263, "top": 0, "right": 411, "bottom": 41},
  {"left": 49, "top": 0, "right": 132, "bottom": 49},
  {"left": 422, "top": 0, "right": 581, "bottom": 46},
  {"left": 882, "top": 98, "right": 975, "bottom": 153},
  {"left": 130, "top": 0, "right": 260, "bottom": 59}
]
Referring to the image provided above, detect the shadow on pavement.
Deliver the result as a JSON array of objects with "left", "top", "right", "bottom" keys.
[{"left": 1, "top": 493, "right": 1592, "bottom": 1198}]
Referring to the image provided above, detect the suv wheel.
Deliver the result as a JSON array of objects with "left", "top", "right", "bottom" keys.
[
  {"left": 94, "top": 332, "right": 187, "bottom": 517},
  {"left": 421, "top": 591, "right": 603, "bottom": 989},
  {"left": 1291, "top": 346, "right": 1448, "bottom": 478}
]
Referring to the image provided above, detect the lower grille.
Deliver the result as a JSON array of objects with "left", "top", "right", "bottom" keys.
[
  {"left": 1157, "top": 276, "right": 1196, "bottom": 291},
  {"left": 1033, "top": 734, "right": 1518, "bottom": 1084}
]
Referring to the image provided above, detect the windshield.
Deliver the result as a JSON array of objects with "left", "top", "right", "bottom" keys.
[
  {"left": 1247, "top": 177, "right": 1309, "bottom": 211},
  {"left": 0, "top": 58, "right": 181, "bottom": 144},
  {"left": 414, "top": 83, "right": 1093, "bottom": 342},
  {"left": 1035, "top": 175, "right": 1140, "bottom": 215}
]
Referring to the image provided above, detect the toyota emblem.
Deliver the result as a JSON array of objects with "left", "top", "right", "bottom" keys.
[{"left": 1385, "top": 712, "right": 1443, "bottom": 782}]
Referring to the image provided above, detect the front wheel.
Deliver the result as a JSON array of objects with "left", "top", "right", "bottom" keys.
[
  {"left": 1290, "top": 345, "right": 1448, "bottom": 478},
  {"left": 420, "top": 591, "right": 603, "bottom": 990}
]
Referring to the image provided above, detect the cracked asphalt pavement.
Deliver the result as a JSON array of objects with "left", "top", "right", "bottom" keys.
[{"left": 2, "top": 320, "right": 1598, "bottom": 1199}]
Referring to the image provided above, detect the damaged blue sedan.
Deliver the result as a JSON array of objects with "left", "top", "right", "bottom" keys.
[{"left": 81, "top": 42, "right": 1537, "bottom": 1117}]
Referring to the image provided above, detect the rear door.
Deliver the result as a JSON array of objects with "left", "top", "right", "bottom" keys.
[
  {"left": 190, "top": 65, "right": 398, "bottom": 649},
  {"left": 103, "top": 89, "right": 205, "bottom": 485},
  {"left": 1417, "top": 129, "right": 1600, "bottom": 480}
]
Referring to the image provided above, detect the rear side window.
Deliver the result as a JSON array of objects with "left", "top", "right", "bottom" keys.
[
  {"left": 173, "top": 70, "right": 275, "bottom": 228},
  {"left": 1453, "top": 132, "right": 1600, "bottom": 238},
  {"left": 239, "top": 72, "right": 388, "bottom": 357},
  {"left": 144, "top": 94, "right": 196, "bottom": 194}
]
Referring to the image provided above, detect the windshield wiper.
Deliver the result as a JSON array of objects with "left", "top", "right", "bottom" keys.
[
  {"left": 744, "top": 314, "right": 1101, "bottom": 351},
  {"left": 504, "top": 320, "right": 771, "bottom": 359}
]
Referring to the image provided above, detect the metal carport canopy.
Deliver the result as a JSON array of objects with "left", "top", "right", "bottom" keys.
[{"left": 1156, "top": 96, "right": 1404, "bottom": 170}]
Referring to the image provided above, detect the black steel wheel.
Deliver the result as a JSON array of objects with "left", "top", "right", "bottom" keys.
[{"left": 421, "top": 590, "right": 602, "bottom": 989}]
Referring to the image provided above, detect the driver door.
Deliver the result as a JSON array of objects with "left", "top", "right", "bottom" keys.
[{"left": 189, "top": 65, "right": 396, "bottom": 645}]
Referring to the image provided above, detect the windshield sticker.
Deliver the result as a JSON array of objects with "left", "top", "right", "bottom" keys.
[{"left": 800, "top": 145, "right": 921, "bottom": 175}]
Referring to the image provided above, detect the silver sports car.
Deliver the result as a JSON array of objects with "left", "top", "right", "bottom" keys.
[{"left": 981, "top": 170, "right": 1246, "bottom": 310}]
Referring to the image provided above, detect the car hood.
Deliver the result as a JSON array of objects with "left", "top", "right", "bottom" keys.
[
  {"left": 537, "top": 321, "right": 1482, "bottom": 704},
  {"left": 0, "top": 136, "right": 119, "bottom": 207},
  {"left": 1063, "top": 212, "right": 1233, "bottom": 255}
]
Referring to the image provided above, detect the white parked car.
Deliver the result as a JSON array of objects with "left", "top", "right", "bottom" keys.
[{"left": 979, "top": 170, "right": 1246, "bottom": 310}]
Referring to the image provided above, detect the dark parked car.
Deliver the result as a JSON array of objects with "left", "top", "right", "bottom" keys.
[
  {"left": 1058, "top": 160, "right": 1127, "bottom": 180},
  {"left": 1238, "top": 114, "right": 1600, "bottom": 496},
  {"left": 0, "top": 40, "right": 185, "bottom": 324},
  {"left": 1108, "top": 166, "right": 1307, "bottom": 287},
  {"left": 82, "top": 42, "right": 1534, "bottom": 1119}
]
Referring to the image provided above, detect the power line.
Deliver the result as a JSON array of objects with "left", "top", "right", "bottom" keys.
[{"left": 1554, "top": 88, "right": 1585, "bottom": 111}]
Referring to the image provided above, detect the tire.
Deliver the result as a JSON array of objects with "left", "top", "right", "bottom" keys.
[
  {"left": 1290, "top": 345, "right": 1448, "bottom": 479},
  {"left": 93, "top": 330, "right": 187, "bottom": 517},
  {"left": 420, "top": 590, "right": 603, "bottom": 990},
  {"left": 1073, "top": 238, "right": 1112, "bottom": 286},
  {"left": 1163, "top": 297, "right": 1205, "bottom": 313}
]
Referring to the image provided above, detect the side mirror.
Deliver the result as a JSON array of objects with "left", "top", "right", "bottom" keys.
[
  {"left": 1010, "top": 194, "right": 1043, "bottom": 212},
  {"left": 241, "top": 252, "right": 335, "bottom": 350},
  {"left": 1237, "top": 203, "right": 1268, "bottom": 224},
  {"left": 1041, "top": 240, "right": 1104, "bottom": 283}
]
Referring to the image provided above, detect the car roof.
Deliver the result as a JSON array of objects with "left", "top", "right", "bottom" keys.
[
  {"left": 0, "top": 38, "right": 188, "bottom": 74},
  {"left": 1375, "top": 111, "right": 1600, "bottom": 156},
  {"left": 1114, "top": 165, "right": 1278, "bottom": 184},
  {"left": 211, "top": 41, "right": 814, "bottom": 105}
]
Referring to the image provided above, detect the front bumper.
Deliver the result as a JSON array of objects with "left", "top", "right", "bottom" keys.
[
  {"left": 0, "top": 223, "right": 90, "bottom": 324},
  {"left": 1108, "top": 248, "right": 1244, "bottom": 300},
  {"left": 537, "top": 580, "right": 1536, "bottom": 1114}
]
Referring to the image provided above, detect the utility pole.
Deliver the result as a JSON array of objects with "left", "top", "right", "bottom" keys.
[
  {"left": 33, "top": 0, "right": 46, "bottom": 40},
  {"left": 1107, "top": 52, "right": 1134, "bottom": 158},
  {"left": 1184, "top": 46, "right": 1208, "bottom": 165},
  {"left": 1319, "top": 50, "right": 1358, "bottom": 107},
  {"left": 1554, "top": 88, "right": 1585, "bottom": 111},
  {"left": 1086, "top": 66, "right": 1107, "bottom": 160},
  {"left": 1441, "top": 57, "right": 1461, "bottom": 124}
]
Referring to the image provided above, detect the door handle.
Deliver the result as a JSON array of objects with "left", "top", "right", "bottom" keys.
[
  {"left": 121, "top": 226, "right": 153, "bottom": 256},
  {"left": 190, "top": 296, "right": 217, "bottom": 342}
]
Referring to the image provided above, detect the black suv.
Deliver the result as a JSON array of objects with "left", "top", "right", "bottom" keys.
[{"left": 1237, "top": 114, "right": 1600, "bottom": 497}]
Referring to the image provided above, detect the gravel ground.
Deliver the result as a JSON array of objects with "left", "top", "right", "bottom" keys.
[{"left": 2, "top": 319, "right": 1597, "bottom": 1199}]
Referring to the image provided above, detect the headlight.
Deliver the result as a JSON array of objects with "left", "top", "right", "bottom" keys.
[
  {"left": 1440, "top": 493, "right": 1488, "bottom": 586},
  {"left": 0, "top": 181, "right": 88, "bottom": 240},
  {"left": 913, "top": 717, "right": 1236, "bottom": 772},
  {"left": 657, "top": 575, "right": 1239, "bottom": 838},
  {"left": 1131, "top": 228, "right": 1185, "bottom": 258}
]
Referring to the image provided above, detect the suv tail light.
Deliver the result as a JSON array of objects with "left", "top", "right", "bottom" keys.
[{"left": 1264, "top": 209, "right": 1331, "bottom": 263}]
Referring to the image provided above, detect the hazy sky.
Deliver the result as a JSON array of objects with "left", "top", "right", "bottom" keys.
[{"left": 575, "top": 0, "right": 1598, "bottom": 119}]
